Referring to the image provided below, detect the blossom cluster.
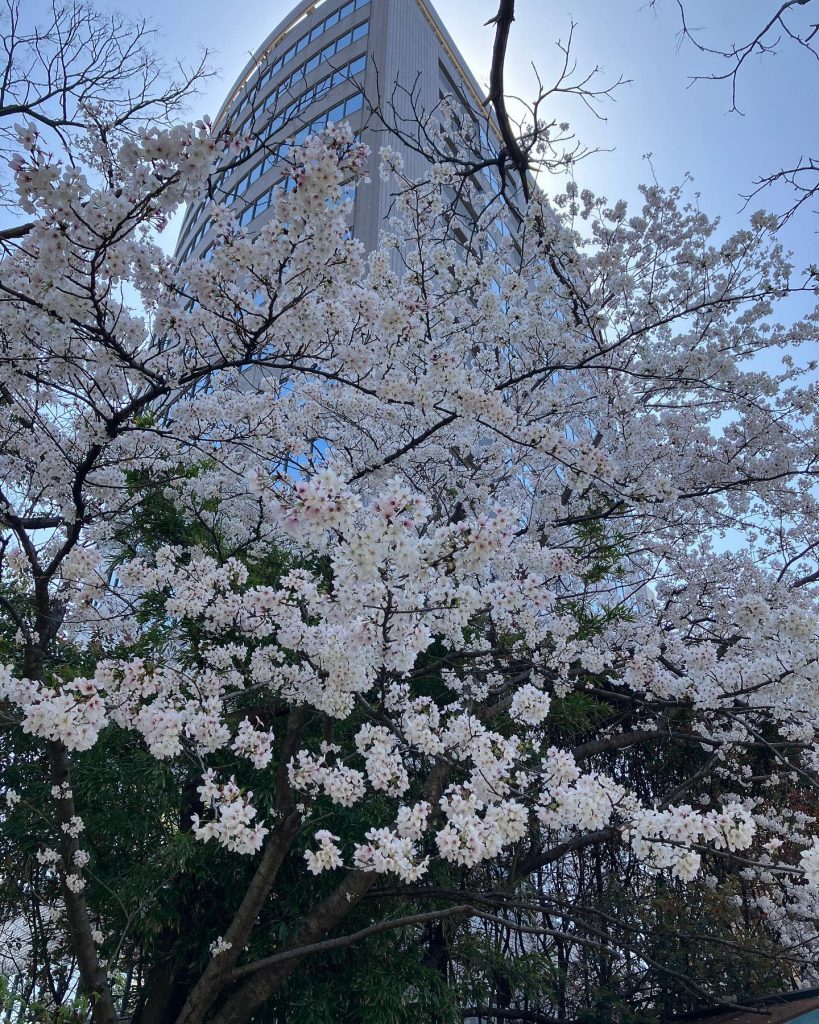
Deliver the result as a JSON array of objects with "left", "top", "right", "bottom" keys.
[
  {"left": 627, "top": 803, "right": 757, "bottom": 879},
  {"left": 191, "top": 770, "right": 268, "bottom": 855},
  {"left": 0, "top": 669, "right": 106, "bottom": 752}
]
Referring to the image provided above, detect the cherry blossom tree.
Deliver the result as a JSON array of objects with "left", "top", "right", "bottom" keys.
[{"left": 3, "top": 5, "right": 819, "bottom": 1023}]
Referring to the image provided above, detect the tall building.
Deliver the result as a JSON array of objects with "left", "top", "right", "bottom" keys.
[{"left": 175, "top": 0, "right": 503, "bottom": 261}]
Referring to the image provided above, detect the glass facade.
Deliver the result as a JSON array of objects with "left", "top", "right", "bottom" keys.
[
  {"left": 231, "top": 17, "right": 369, "bottom": 134},
  {"left": 237, "top": 52, "right": 366, "bottom": 165},
  {"left": 223, "top": 54, "right": 366, "bottom": 207},
  {"left": 176, "top": 0, "right": 370, "bottom": 261}
]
